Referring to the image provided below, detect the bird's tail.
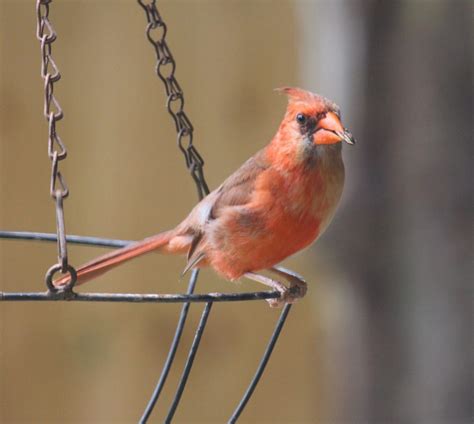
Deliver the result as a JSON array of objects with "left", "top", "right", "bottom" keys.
[{"left": 54, "top": 230, "right": 178, "bottom": 288}]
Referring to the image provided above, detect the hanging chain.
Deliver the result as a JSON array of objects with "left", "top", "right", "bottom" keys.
[
  {"left": 137, "top": 0, "right": 209, "bottom": 200},
  {"left": 36, "top": 0, "right": 77, "bottom": 292}
]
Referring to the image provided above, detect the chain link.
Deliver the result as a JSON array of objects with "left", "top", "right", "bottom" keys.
[
  {"left": 36, "top": 0, "right": 76, "bottom": 290},
  {"left": 137, "top": 0, "right": 209, "bottom": 200},
  {"left": 35, "top": 0, "right": 205, "bottom": 291}
]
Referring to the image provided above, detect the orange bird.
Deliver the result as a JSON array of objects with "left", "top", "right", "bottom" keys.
[{"left": 55, "top": 88, "right": 355, "bottom": 306}]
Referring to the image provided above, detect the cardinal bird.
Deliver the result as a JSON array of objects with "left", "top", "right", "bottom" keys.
[{"left": 55, "top": 88, "right": 355, "bottom": 306}]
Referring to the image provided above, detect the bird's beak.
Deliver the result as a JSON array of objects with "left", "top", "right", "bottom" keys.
[{"left": 314, "top": 112, "right": 356, "bottom": 145}]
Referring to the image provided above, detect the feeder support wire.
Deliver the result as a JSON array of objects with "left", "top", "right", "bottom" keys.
[
  {"left": 136, "top": 1, "right": 213, "bottom": 421},
  {"left": 36, "top": 0, "right": 77, "bottom": 289}
]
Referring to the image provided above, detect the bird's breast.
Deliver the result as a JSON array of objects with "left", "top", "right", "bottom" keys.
[
  {"left": 261, "top": 160, "right": 344, "bottom": 248},
  {"left": 207, "top": 155, "right": 344, "bottom": 280}
]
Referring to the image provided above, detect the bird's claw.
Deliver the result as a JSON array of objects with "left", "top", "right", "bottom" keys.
[{"left": 266, "top": 280, "right": 307, "bottom": 308}]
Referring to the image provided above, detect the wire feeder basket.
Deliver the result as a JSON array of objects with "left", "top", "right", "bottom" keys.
[{"left": 0, "top": 1, "right": 293, "bottom": 423}]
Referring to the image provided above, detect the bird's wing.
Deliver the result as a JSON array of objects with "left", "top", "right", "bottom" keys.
[
  {"left": 210, "top": 149, "right": 270, "bottom": 218},
  {"left": 181, "top": 149, "right": 270, "bottom": 274}
]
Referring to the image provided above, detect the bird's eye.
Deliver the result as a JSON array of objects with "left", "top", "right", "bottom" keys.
[{"left": 296, "top": 113, "right": 307, "bottom": 124}]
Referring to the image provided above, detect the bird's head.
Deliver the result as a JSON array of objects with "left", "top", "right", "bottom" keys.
[{"left": 277, "top": 87, "right": 355, "bottom": 147}]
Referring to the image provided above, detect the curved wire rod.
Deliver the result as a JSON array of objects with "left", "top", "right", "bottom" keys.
[
  {"left": 228, "top": 304, "right": 292, "bottom": 423},
  {"left": 165, "top": 302, "right": 213, "bottom": 423},
  {"left": 0, "top": 290, "right": 279, "bottom": 303},
  {"left": 1, "top": 229, "right": 290, "bottom": 422},
  {"left": 139, "top": 270, "right": 199, "bottom": 423},
  {"left": 0, "top": 230, "right": 132, "bottom": 248},
  {"left": 0, "top": 231, "right": 280, "bottom": 303}
]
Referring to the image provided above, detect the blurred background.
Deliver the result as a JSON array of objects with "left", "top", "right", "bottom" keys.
[{"left": 0, "top": 1, "right": 472, "bottom": 423}]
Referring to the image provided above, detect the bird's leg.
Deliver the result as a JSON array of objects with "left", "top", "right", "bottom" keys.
[
  {"left": 243, "top": 271, "right": 290, "bottom": 308},
  {"left": 269, "top": 266, "right": 307, "bottom": 301}
]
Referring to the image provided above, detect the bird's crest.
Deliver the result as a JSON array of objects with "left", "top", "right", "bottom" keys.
[{"left": 275, "top": 87, "right": 340, "bottom": 115}]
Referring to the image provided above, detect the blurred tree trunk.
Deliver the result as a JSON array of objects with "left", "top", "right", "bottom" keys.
[{"left": 331, "top": 1, "right": 472, "bottom": 422}]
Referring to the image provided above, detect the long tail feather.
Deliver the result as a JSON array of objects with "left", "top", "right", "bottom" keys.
[{"left": 54, "top": 230, "right": 176, "bottom": 288}]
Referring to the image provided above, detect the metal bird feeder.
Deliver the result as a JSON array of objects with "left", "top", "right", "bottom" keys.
[{"left": 0, "top": 1, "right": 292, "bottom": 422}]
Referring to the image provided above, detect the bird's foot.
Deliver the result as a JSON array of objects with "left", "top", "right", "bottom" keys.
[
  {"left": 266, "top": 266, "right": 308, "bottom": 308},
  {"left": 243, "top": 270, "right": 307, "bottom": 308},
  {"left": 266, "top": 280, "right": 307, "bottom": 308}
]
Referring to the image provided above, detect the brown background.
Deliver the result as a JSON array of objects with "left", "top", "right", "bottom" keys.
[{"left": 1, "top": 1, "right": 471, "bottom": 423}]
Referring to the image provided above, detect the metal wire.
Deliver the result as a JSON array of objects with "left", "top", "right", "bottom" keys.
[
  {"left": 36, "top": 0, "right": 77, "bottom": 287},
  {"left": 137, "top": 0, "right": 209, "bottom": 199},
  {"left": 139, "top": 271, "right": 199, "bottom": 424},
  {"left": 229, "top": 304, "right": 292, "bottom": 423},
  {"left": 135, "top": 1, "right": 216, "bottom": 421},
  {"left": 0, "top": 230, "right": 132, "bottom": 248},
  {"left": 0, "top": 231, "right": 279, "bottom": 304},
  {"left": 165, "top": 302, "right": 213, "bottom": 423},
  {"left": 0, "top": 290, "right": 278, "bottom": 303}
]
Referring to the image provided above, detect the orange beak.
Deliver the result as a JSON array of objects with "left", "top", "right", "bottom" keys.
[{"left": 313, "top": 112, "right": 356, "bottom": 145}]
